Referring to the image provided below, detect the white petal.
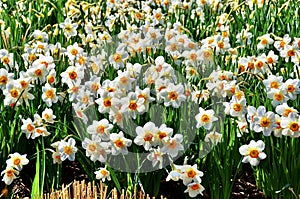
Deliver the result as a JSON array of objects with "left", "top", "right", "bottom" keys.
[
  {"left": 259, "top": 152, "right": 267, "bottom": 160},
  {"left": 250, "top": 158, "right": 260, "bottom": 166},
  {"left": 239, "top": 145, "right": 249, "bottom": 155}
]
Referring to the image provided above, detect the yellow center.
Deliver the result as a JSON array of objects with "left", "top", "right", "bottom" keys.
[
  {"left": 201, "top": 114, "right": 210, "bottom": 123},
  {"left": 88, "top": 144, "right": 97, "bottom": 152},
  {"left": 186, "top": 169, "right": 196, "bottom": 178},
  {"left": 287, "top": 85, "right": 295, "bottom": 93},
  {"left": 35, "top": 69, "right": 43, "bottom": 77},
  {"left": 191, "top": 184, "right": 200, "bottom": 190},
  {"left": 45, "top": 90, "right": 55, "bottom": 99},
  {"left": 71, "top": 48, "right": 78, "bottom": 56},
  {"left": 0, "top": 76, "right": 8, "bottom": 85},
  {"left": 10, "top": 89, "right": 19, "bottom": 98},
  {"left": 65, "top": 24, "right": 73, "bottom": 32},
  {"left": 284, "top": 109, "right": 292, "bottom": 117},
  {"left": 69, "top": 71, "right": 77, "bottom": 80},
  {"left": 128, "top": 101, "right": 137, "bottom": 110},
  {"left": 13, "top": 158, "right": 21, "bottom": 165},
  {"left": 233, "top": 104, "right": 242, "bottom": 112},
  {"left": 289, "top": 122, "right": 299, "bottom": 132},
  {"left": 168, "top": 140, "right": 177, "bottom": 149},
  {"left": 114, "top": 139, "right": 124, "bottom": 148},
  {"left": 168, "top": 91, "right": 178, "bottom": 101},
  {"left": 261, "top": 38, "right": 268, "bottom": 45},
  {"left": 64, "top": 146, "right": 73, "bottom": 155},
  {"left": 27, "top": 124, "right": 34, "bottom": 132},
  {"left": 155, "top": 13, "right": 162, "bottom": 20},
  {"left": 249, "top": 149, "right": 259, "bottom": 158},
  {"left": 267, "top": 57, "right": 273, "bottom": 64},
  {"left": 103, "top": 98, "right": 112, "bottom": 107},
  {"left": 143, "top": 132, "right": 153, "bottom": 142},
  {"left": 6, "top": 170, "right": 13, "bottom": 177},
  {"left": 217, "top": 41, "right": 224, "bottom": 49},
  {"left": 100, "top": 169, "right": 108, "bottom": 175},
  {"left": 113, "top": 53, "right": 122, "bottom": 63},
  {"left": 96, "top": 125, "right": 105, "bottom": 134},
  {"left": 158, "top": 132, "right": 167, "bottom": 140},
  {"left": 287, "top": 50, "right": 295, "bottom": 57},
  {"left": 274, "top": 93, "right": 283, "bottom": 101},
  {"left": 260, "top": 117, "right": 271, "bottom": 127},
  {"left": 2, "top": 56, "right": 10, "bottom": 64},
  {"left": 270, "top": 81, "right": 279, "bottom": 89}
]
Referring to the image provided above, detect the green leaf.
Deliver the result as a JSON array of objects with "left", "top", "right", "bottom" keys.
[
  {"left": 31, "top": 145, "right": 41, "bottom": 199},
  {"left": 108, "top": 167, "right": 121, "bottom": 193}
]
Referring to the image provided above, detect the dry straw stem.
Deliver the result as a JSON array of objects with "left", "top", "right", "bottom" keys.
[{"left": 42, "top": 180, "right": 167, "bottom": 199}]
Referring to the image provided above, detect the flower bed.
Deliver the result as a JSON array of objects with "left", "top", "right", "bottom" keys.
[{"left": 0, "top": 0, "right": 300, "bottom": 198}]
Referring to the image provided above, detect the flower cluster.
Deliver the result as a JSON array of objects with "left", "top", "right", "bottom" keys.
[
  {"left": 21, "top": 108, "right": 56, "bottom": 139},
  {"left": 51, "top": 138, "right": 78, "bottom": 163},
  {"left": 166, "top": 161, "right": 205, "bottom": 198},
  {"left": 135, "top": 122, "right": 184, "bottom": 169},
  {"left": 1, "top": 153, "right": 29, "bottom": 185}
]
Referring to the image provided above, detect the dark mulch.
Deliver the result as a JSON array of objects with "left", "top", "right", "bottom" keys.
[
  {"left": 4, "top": 161, "right": 265, "bottom": 199},
  {"left": 158, "top": 163, "right": 265, "bottom": 199},
  {"left": 231, "top": 164, "right": 264, "bottom": 199}
]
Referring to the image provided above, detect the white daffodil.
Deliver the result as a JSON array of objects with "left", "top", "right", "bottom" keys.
[
  {"left": 184, "top": 182, "right": 205, "bottom": 198},
  {"left": 42, "top": 83, "right": 58, "bottom": 107},
  {"left": 253, "top": 106, "right": 277, "bottom": 136},
  {"left": 239, "top": 140, "right": 267, "bottom": 166},
  {"left": 87, "top": 119, "right": 113, "bottom": 141},
  {"left": 134, "top": 122, "right": 158, "bottom": 151},
  {"left": 6, "top": 152, "right": 29, "bottom": 171},
  {"left": 95, "top": 166, "right": 111, "bottom": 182},
  {"left": 1, "top": 167, "right": 19, "bottom": 185},
  {"left": 58, "top": 138, "right": 78, "bottom": 161},
  {"left": 110, "top": 131, "right": 132, "bottom": 156},
  {"left": 195, "top": 107, "right": 218, "bottom": 130},
  {"left": 280, "top": 113, "right": 300, "bottom": 138}
]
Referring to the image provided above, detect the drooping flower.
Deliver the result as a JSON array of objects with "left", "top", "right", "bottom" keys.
[
  {"left": 95, "top": 166, "right": 111, "bottom": 182},
  {"left": 147, "top": 147, "right": 164, "bottom": 169},
  {"left": 204, "top": 131, "right": 223, "bottom": 145},
  {"left": 5, "top": 153, "right": 29, "bottom": 171},
  {"left": 184, "top": 182, "right": 205, "bottom": 198},
  {"left": 1, "top": 167, "right": 19, "bottom": 185},
  {"left": 161, "top": 134, "right": 184, "bottom": 158}
]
